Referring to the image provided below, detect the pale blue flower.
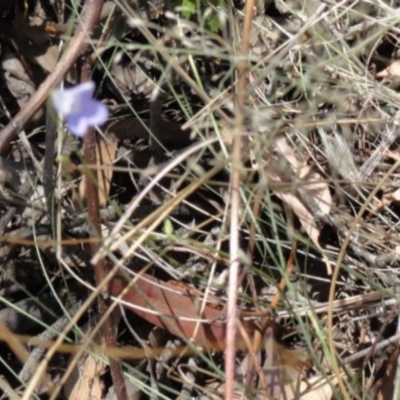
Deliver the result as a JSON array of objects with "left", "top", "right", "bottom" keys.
[{"left": 51, "top": 81, "right": 109, "bottom": 137}]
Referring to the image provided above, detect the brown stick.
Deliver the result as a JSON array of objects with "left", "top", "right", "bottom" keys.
[
  {"left": 81, "top": 60, "right": 128, "bottom": 400},
  {"left": 0, "top": 0, "right": 104, "bottom": 155},
  {"left": 225, "top": 0, "right": 255, "bottom": 397}
]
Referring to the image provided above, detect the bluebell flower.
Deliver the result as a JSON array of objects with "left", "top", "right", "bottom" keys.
[{"left": 52, "top": 81, "right": 109, "bottom": 137}]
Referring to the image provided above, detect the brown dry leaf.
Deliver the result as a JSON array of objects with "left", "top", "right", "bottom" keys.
[
  {"left": 280, "top": 375, "right": 336, "bottom": 400},
  {"left": 236, "top": 326, "right": 283, "bottom": 398},
  {"left": 260, "top": 327, "right": 287, "bottom": 398},
  {"left": 265, "top": 137, "right": 332, "bottom": 274},
  {"left": 220, "top": 123, "right": 233, "bottom": 145},
  {"left": 105, "top": 374, "right": 143, "bottom": 400},
  {"left": 65, "top": 353, "right": 106, "bottom": 400},
  {"left": 234, "top": 326, "right": 308, "bottom": 400},
  {"left": 374, "top": 346, "right": 399, "bottom": 400},
  {"left": 370, "top": 187, "right": 400, "bottom": 215},
  {"left": 109, "top": 61, "right": 157, "bottom": 98},
  {"left": 384, "top": 187, "right": 400, "bottom": 202},
  {"left": 18, "top": 16, "right": 60, "bottom": 74},
  {"left": 2, "top": 49, "right": 36, "bottom": 109},
  {"left": 79, "top": 136, "right": 117, "bottom": 206},
  {"left": 34, "top": 44, "right": 59, "bottom": 75},
  {"left": 256, "top": 328, "right": 310, "bottom": 399},
  {"left": 110, "top": 273, "right": 274, "bottom": 351},
  {"left": 247, "top": 377, "right": 335, "bottom": 400},
  {"left": 63, "top": 323, "right": 108, "bottom": 400},
  {"left": 205, "top": 375, "right": 335, "bottom": 400},
  {"left": 63, "top": 325, "right": 107, "bottom": 400},
  {"left": 376, "top": 60, "right": 400, "bottom": 78}
]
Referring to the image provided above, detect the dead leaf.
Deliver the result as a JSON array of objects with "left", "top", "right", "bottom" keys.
[
  {"left": 63, "top": 325, "right": 107, "bottom": 400},
  {"left": 369, "top": 187, "right": 400, "bottom": 216},
  {"left": 373, "top": 346, "right": 399, "bottom": 400},
  {"left": 259, "top": 327, "right": 286, "bottom": 398},
  {"left": 237, "top": 325, "right": 309, "bottom": 399},
  {"left": 105, "top": 374, "right": 143, "bottom": 400},
  {"left": 109, "top": 62, "right": 157, "bottom": 98},
  {"left": 79, "top": 136, "right": 117, "bottom": 206},
  {"left": 265, "top": 137, "right": 332, "bottom": 274},
  {"left": 376, "top": 60, "right": 400, "bottom": 78},
  {"left": 208, "top": 337, "right": 330, "bottom": 400},
  {"left": 205, "top": 375, "right": 335, "bottom": 399},
  {"left": 109, "top": 273, "right": 267, "bottom": 349},
  {"left": 280, "top": 375, "right": 336, "bottom": 400},
  {"left": 66, "top": 354, "right": 105, "bottom": 400},
  {"left": 2, "top": 49, "right": 36, "bottom": 109}
]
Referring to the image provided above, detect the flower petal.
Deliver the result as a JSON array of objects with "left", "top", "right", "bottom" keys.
[
  {"left": 52, "top": 89, "right": 74, "bottom": 116},
  {"left": 65, "top": 114, "right": 90, "bottom": 137},
  {"left": 65, "top": 100, "right": 109, "bottom": 136},
  {"left": 67, "top": 81, "right": 95, "bottom": 99},
  {"left": 79, "top": 99, "right": 109, "bottom": 127},
  {"left": 51, "top": 81, "right": 109, "bottom": 137}
]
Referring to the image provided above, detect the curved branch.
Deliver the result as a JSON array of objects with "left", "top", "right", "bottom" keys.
[{"left": 0, "top": 0, "right": 104, "bottom": 155}]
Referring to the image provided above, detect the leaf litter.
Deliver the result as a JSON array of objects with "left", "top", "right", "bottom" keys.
[{"left": 1, "top": 0, "right": 400, "bottom": 399}]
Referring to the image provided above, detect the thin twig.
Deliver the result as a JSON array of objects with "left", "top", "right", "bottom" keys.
[
  {"left": 225, "top": 1, "right": 254, "bottom": 399},
  {"left": 0, "top": 0, "right": 105, "bottom": 155},
  {"left": 344, "top": 332, "right": 400, "bottom": 365},
  {"left": 18, "top": 302, "right": 82, "bottom": 384},
  {"left": 270, "top": 243, "right": 297, "bottom": 309}
]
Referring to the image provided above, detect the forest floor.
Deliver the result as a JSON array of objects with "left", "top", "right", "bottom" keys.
[{"left": 0, "top": 0, "right": 400, "bottom": 399}]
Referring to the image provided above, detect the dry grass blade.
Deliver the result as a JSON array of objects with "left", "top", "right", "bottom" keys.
[{"left": 264, "top": 136, "right": 332, "bottom": 273}]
